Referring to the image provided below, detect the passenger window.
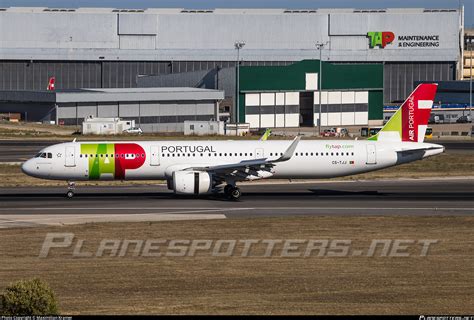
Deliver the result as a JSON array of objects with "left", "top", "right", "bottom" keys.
[
  {"left": 331, "top": 153, "right": 334, "bottom": 156},
  {"left": 306, "top": 153, "right": 308, "bottom": 156},
  {"left": 80, "top": 154, "right": 83, "bottom": 158},
  {"left": 245, "top": 153, "right": 248, "bottom": 156},
  {"left": 336, "top": 153, "right": 339, "bottom": 156},
  {"left": 142, "top": 153, "right": 145, "bottom": 158},
  {"left": 100, "top": 154, "right": 103, "bottom": 157},
  {"left": 326, "top": 152, "right": 329, "bottom": 156},
  {"left": 351, "top": 152, "right": 354, "bottom": 156},
  {"left": 240, "top": 153, "right": 242, "bottom": 156}
]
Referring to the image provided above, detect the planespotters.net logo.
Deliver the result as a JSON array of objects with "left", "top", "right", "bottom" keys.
[{"left": 367, "top": 31, "right": 395, "bottom": 48}]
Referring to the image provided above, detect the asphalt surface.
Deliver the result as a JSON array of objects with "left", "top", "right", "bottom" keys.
[
  {"left": 0, "top": 139, "right": 472, "bottom": 163},
  {"left": 0, "top": 179, "right": 472, "bottom": 222}
]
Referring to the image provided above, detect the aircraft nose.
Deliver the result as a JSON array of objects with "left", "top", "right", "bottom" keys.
[{"left": 21, "top": 159, "right": 36, "bottom": 176}]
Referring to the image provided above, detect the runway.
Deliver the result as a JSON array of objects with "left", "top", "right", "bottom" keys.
[
  {"left": 0, "top": 179, "right": 472, "bottom": 228},
  {"left": 0, "top": 139, "right": 472, "bottom": 162}
]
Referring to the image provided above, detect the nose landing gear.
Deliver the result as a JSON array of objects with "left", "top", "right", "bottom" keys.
[{"left": 66, "top": 181, "right": 76, "bottom": 198}]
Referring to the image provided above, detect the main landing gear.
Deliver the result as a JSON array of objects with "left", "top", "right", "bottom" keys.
[
  {"left": 224, "top": 184, "right": 241, "bottom": 201},
  {"left": 66, "top": 181, "right": 76, "bottom": 198}
]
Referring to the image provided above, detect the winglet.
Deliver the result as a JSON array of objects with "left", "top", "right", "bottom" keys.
[{"left": 275, "top": 136, "right": 301, "bottom": 162}]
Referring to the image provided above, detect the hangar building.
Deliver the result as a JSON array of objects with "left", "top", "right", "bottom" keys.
[
  {"left": 0, "top": 88, "right": 223, "bottom": 132},
  {"left": 0, "top": 7, "right": 465, "bottom": 128}
]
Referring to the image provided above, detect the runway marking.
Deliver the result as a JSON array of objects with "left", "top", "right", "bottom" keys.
[
  {"left": 0, "top": 207, "right": 472, "bottom": 212},
  {"left": 0, "top": 210, "right": 229, "bottom": 228}
]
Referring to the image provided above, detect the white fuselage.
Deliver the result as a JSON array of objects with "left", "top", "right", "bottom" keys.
[{"left": 21, "top": 139, "right": 444, "bottom": 181}]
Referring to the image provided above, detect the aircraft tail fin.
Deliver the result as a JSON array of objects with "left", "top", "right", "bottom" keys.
[
  {"left": 369, "top": 83, "right": 437, "bottom": 143},
  {"left": 47, "top": 77, "right": 55, "bottom": 91},
  {"left": 259, "top": 128, "right": 272, "bottom": 141}
]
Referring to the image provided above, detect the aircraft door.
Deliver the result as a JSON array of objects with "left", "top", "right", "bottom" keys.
[
  {"left": 255, "top": 148, "right": 264, "bottom": 159},
  {"left": 366, "top": 144, "right": 377, "bottom": 165},
  {"left": 150, "top": 146, "right": 160, "bottom": 166},
  {"left": 65, "top": 146, "right": 76, "bottom": 167}
]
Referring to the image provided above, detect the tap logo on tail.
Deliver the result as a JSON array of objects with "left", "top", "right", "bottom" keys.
[{"left": 369, "top": 83, "right": 437, "bottom": 142}]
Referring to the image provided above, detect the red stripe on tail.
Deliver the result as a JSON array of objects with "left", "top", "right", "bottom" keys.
[{"left": 401, "top": 83, "right": 437, "bottom": 142}]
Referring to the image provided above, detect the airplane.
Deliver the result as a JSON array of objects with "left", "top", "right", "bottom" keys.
[
  {"left": 259, "top": 128, "right": 272, "bottom": 141},
  {"left": 22, "top": 83, "right": 444, "bottom": 200},
  {"left": 47, "top": 77, "right": 55, "bottom": 91}
]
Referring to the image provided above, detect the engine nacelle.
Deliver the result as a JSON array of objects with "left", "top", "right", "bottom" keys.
[{"left": 172, "top": 170, "right": 212, "bottom": 195}]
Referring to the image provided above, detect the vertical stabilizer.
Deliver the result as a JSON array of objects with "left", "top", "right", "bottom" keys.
[{"left": 369, "top": 83, "right": 437, "bottom": 142}]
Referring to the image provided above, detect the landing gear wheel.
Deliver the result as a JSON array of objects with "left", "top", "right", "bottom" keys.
[
  {"left": 224, "top": 184, "right": 233, "bottom": 195},
  {"left": 229, "top": 187, "right": 241, "bottom": 201},
  {"left": 66, "top": 181, "right": 76, "bottom": 199}
]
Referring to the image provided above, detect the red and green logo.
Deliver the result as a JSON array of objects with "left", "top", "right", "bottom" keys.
[
  {"left": 367, "top": 31, "right": 395, "bottom": 48},
  {"left": 81, "top": 143, "right": 146, "bottom": 180}
]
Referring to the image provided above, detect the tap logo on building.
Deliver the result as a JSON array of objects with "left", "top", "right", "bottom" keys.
[{"left": 367, "top": 31, "right": 395, "bottom": 48}]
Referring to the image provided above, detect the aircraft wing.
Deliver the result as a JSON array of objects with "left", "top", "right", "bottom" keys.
[{"left": 183, "top": 136, "right": 300, "bottom": 181}]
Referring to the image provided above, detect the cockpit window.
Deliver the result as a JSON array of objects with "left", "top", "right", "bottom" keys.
[{"left": 34, "top": 152, "right": 52, "bottom": 158}]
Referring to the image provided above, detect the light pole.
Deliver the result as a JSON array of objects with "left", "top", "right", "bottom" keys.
[
  {"left": 470, "top": 42, "right": 472, "bottom": 120},
  {"left": 234, "top": 41, "right": 245, "bottom": 132},
  {"left": 316, "top": 41, "right": 328, "bottom": 136}
]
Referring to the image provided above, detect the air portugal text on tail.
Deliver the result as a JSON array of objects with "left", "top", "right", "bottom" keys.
[
  {"left": 369, "top": 83, "right": 438, "bottom": 143},
  {"left": 21, "top": 83, "right": 444, "bottom": 200}
]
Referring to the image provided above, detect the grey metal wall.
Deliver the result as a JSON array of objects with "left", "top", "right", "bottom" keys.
[
  {"left": 0, "top": 61, "right": 170, "bottom": 90},
  {"left": 384, "top": 62, "right": 456, "bottom": 102},
  {"left": 56, "top": 101, "right": 217, "bottom": 132},
  {"left": 0, "top": 8, "right": 461, "bottom": 62},
  {"left": 0, "top": 61, "right": 101, "bottom": 90},
  {"left": 0, "top": 60, "right": 291, "bottom": 90}
]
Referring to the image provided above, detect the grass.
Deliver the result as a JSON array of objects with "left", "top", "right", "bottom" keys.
[
  {"left": 1, "top": 152, "right": 472, "bottom": 187},
  {"left": 0, "top": 216, "right": 472, "bottom": 314}
]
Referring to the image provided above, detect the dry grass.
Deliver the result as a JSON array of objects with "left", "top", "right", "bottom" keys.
[
  {"left": 0, "top": 216, "right": 472, "bottom": 315},
  {"left": 345, "top": 152, "right": 474, "bottom": 180},
  {"left": 1, "top": 152, "right": 472, "bottom": 187}
]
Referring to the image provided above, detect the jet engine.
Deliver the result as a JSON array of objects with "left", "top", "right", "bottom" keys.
[{"left": 172, "top": 170, "right": 212, "bottom": 195}]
